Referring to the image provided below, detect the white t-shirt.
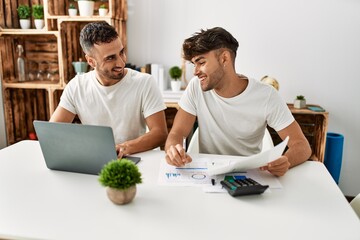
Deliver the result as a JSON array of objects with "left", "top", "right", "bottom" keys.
[
  {"left": 59, "top": 68, "right": 166, "bottom": 144},
  {"left": 179, "top": 76, "right": 294, "bottom": 156}
]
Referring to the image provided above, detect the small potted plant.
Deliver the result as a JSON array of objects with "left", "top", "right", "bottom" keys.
[
  {"left": 32, "top": 4, "right": 44, "bottom": 29},
  {"left": 68, "top": 3, "right": 78, "bottom": 17},
  {"left": 17, "top": 4, "right": 31, "bottom": 29},
  {"left": 294, "top": 95, "right": 306, "bottom": 109},
  {"left": 98, "top": 159, "right": 142, "bottom": 205},
  {"left": 98, "top": 4, "right": 108, "bottom": 16},
  {"left": 169, "top": 66, "right": 182, "bottom": 92}
]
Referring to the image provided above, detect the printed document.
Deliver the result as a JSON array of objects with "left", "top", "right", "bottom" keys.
[
  {"left": 158, "top": 137, "right": 288, "bottom": 188},
  {"left": 206, "top": 136, "right": 288, "bottom": 175}
]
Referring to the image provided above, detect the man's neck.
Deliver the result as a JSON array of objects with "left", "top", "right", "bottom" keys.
[{"left": 214, "top": 74, "right": 248, "bottom": 98}]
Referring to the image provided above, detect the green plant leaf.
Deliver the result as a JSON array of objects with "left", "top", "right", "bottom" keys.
[
  {"left": 296, "top": 95, "right": 305, "bottom": 100},
  {"left": 17, "top": 5, "right": 31, "bottom": 19},
  {"left": 98, "top": 159, "right": 142, "bottom": 190},
  {"left": 32, "top": 5, "right": 44, "bottom": 19},
  {"left": 169, "top": 66, "right": 182, "bottom": 81}
]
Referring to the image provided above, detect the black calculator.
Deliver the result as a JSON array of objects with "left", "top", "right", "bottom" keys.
[{"left": 220, "top": 177, "right": 269, "bottom": 197}]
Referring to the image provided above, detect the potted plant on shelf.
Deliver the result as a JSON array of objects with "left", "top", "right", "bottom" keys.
[
  {"left": 98, "top": 159, "right": 142, "bottom": 205},
  {"left": 68, "top": 3, "right": 78, "bottom": 17},
  {"left": 75, "top": 0, "right": 95, "bottom": 17},
  {"left": 17, "top": 4, "right": 31, "bottom": 29},
  {"left": 98, "top": 4, "right": 108, "bottom": 16},
  {"left": 294, "top": 95, "right": 306, "bottom": 109},
  {"left": 32, "top": 4, "right": 44, "bottom": 29},
  {"left": 169, "top": 66, "right": 182, "bottom": 92}
]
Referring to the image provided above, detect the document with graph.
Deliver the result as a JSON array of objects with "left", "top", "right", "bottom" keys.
[
  {"left": 158, "top": 158, "right": 211, "bottom": 186},
  {"left": 158, "top": 136, "right": 289, "bottom": 186}
]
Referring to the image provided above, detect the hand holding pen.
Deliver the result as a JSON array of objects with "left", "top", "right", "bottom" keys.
[{"left": 165, "top": 143, "right": 192, "bottom": 167}]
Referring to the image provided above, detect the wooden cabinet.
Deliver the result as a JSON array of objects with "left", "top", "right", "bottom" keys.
[
  {"left": 0, "top": 0, "right": 127, "bottom": 145},
  {"left": 268, "top": 104, "right": 328, "bottom": 162}
]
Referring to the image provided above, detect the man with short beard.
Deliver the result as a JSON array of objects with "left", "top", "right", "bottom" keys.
[
  {"left": 51, "top": 21, "right": 168, "bottom": 159},
  {"left": 165, "top": 27, "right": 311, "bottom": 177}
]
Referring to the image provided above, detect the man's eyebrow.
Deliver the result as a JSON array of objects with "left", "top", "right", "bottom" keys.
[
  {"left": 192, "top": 56, "right": 204, "bottom": 64},
  {"left": 104, "top": 53, "right": 116, "bottom": 59}
]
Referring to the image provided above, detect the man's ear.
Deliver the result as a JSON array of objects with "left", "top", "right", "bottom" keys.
[
  {"left": 221, "top": 50, "right": 231, "bottom": 64},
  {"left": 85, "top": 54, "right": 96, "bottom": 68},
  {"left": 221, "top": 50, "right": 231, "bottom": 67}
]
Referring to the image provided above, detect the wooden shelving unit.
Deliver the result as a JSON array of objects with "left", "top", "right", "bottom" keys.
[{"left": 0, "top": 0, "right": 127, "bottom": 145}]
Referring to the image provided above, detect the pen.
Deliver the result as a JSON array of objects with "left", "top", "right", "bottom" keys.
[{"left": 211, "top": 178, "right": 215, "bottom": 186}]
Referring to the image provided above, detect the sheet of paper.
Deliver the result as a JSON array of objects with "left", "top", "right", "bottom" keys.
[
  {"left": 207, "top": 136, "right": 289, "bottom": 176},
  {"left": 158, "top": 137, "right": 288, "bottom": 188},
  {"left": 158, "top": 160, "right": 282, "bottom": 190},
  {"left": 158, "top": 158, "right": 212, "bottom": 186}
]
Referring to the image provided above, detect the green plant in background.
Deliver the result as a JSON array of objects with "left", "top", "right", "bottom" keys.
[
  {"left": 169, "top": 66, "right": 182, "bottom": 81},
  {"left": 98, "top": 159, "right": 142, "bottom": 190},
  {"left": 69, "top": 3, "right": 76, "bottom": 9},
  {"left": 32, "top": 5, "right": 44, "bottom": 19},
  {"left": 99, "top": 4, "right": 107, "bottom": 9},
  {"left": 17, "top": 5, "right": 31, "bottom": 19},
  {"left": 296, "top": 95, "right": 305, "bottom": 100}
]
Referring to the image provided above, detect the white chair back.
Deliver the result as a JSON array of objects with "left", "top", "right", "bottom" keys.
[{"left": 350, "top": 193, "right": 360, "bottom": 218}]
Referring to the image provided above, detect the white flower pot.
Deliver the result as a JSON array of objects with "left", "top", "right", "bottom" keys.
[
  {"left": 78, "top": 0, "right": 95, "bottom": 17},
  {"left": 34, "top": 19, "right": 44, "bottom": 29},
  {"left": 98, "top": 8, "right": 108, "bottom": 16},
  {"left": 68, "top": 8, "right": 78, "bottom": 17},
  {"left": 19, "top": 19, "right": 31, "bottom": 29},
  {"left": 171, "top": 81, "right": 182, "bottom": 92},
  {"left": 294, "top": 99, "right": 306, "bottom": 109}
]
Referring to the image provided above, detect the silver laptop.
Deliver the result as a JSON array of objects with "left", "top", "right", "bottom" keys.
[{"left": 33, "top": 120, "right": 140, "bottom": 175}]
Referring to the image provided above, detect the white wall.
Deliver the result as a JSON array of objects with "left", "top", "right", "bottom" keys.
[{"left": 127, "top": 0, "right": 360, "bottom": 196}]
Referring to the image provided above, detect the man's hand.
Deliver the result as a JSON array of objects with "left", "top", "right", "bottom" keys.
[
  {"left": 165, "top": 144, "right": 192, "bottom": 167},
  {"left": 116, "top": 143, "right": 129, "bottom": 159},
  {"left": 260, "top": 156, "right": 290, "bottom": 177}
]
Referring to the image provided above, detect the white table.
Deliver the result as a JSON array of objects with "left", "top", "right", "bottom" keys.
[{"left": 0, "top": 140, "right": 359, "bottom": 240}]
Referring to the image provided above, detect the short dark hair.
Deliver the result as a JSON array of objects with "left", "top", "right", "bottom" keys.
[
  {"left": 79, "top": 21, "right": 119, "bottom": 55},
  {"left": 182, "top": 27, "right": 239, "bottom": 61}
]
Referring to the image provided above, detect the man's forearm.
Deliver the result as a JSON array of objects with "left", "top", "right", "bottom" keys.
[
  {"left": 123, "top": 128, "right": 168, "bottom": 155},
  {"left": 285, "top": 140, "right": 312, "bottom": 168},
  {"left": 165, "top": 131, "right": 184, "bottom": 152}
]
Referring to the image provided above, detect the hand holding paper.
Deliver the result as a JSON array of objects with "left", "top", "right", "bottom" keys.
[{"left": 207, "top": 136, "right": 289, "bottom": 176}]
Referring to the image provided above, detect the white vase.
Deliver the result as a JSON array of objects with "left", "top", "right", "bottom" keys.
[
  {"left": 68, "top": 8, "right": 78, "bottom": 17},
  {"left": 98, "top": 8, "right": 108, "bottom": 16},
  {"left": 294, "top": 99, "right": 306, "bottom": 109},
  {"left": 19, "top": 19, "right": 31, "bottom": 29},
  {"left": 34, "top": 19, "right": 44, "bottom": 29},
  {"left": 78, "top": 0, "right": 95, "bottom": 17},
  {"left": 171, "top": 80, "right": 182, "bottom": 92}
]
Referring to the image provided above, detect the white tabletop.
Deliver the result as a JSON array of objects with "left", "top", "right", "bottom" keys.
[{"left": 0, "top": 140, "right": 359, "bottom": 240}]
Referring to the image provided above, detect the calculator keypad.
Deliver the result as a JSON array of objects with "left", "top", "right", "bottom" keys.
[{"left": 220, "top": 177, "right": 268, "bottom": 197}]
